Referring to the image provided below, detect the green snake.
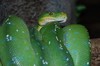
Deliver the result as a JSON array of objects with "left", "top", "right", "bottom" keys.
[
  {"left": 38, "top": 12, "right": 67, "bottom": 30},
  {"left": 38, "top": 12, "right": 67, "bottom": 26}
]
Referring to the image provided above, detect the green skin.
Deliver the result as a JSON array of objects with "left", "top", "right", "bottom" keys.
[
  {"left": 57, "top": 24, "right": 91, "bottom": 66},
  {"left": 0, "top": 62, "right": 2, "bottom": 66},
  {"left": 40, "top": 22, "right": 74, "bottom": 66},
  {"left": 0, "top": 15, "right": 36, "bottom": 66},
  {"left": 38, "top": 12, "right": 67, "bottom": 26},
  {"left": 29, "top": 26, "right": 43, "bottom": 66}
]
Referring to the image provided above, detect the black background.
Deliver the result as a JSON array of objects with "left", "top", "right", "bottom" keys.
[{"left": 77, "top": 0, "right": 100, "bottom": 38}]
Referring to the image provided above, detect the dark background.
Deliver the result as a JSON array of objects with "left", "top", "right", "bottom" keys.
[{"left": 77, "top": 0, "right": 100, "bottom": 38}]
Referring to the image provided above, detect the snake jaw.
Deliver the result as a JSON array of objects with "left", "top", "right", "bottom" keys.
[
  {"left": 59, "top": 18, "right": 67, "bottom": 23},
  {"left": 59, "top": 17, "right": 67, "bottom": 23},
  {"left": 55, "top": 15, "right": 67, "bottom": 23}
]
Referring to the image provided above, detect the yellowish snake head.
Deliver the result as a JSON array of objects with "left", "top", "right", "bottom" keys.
[{"left": 38, "top": 12, "right": 67, "bottom": 26}]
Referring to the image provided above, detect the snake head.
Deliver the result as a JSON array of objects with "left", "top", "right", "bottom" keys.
[{"left": 38, "top": 12, "right": 67, "bottom": 25}]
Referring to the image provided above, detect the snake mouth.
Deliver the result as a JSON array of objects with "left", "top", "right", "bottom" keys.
[
  {"left": 57, "top": 21, "right": 63, "bottom": 22},
  {"left": 59, "top": 20, "right": 66, "bottom": 23}
]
